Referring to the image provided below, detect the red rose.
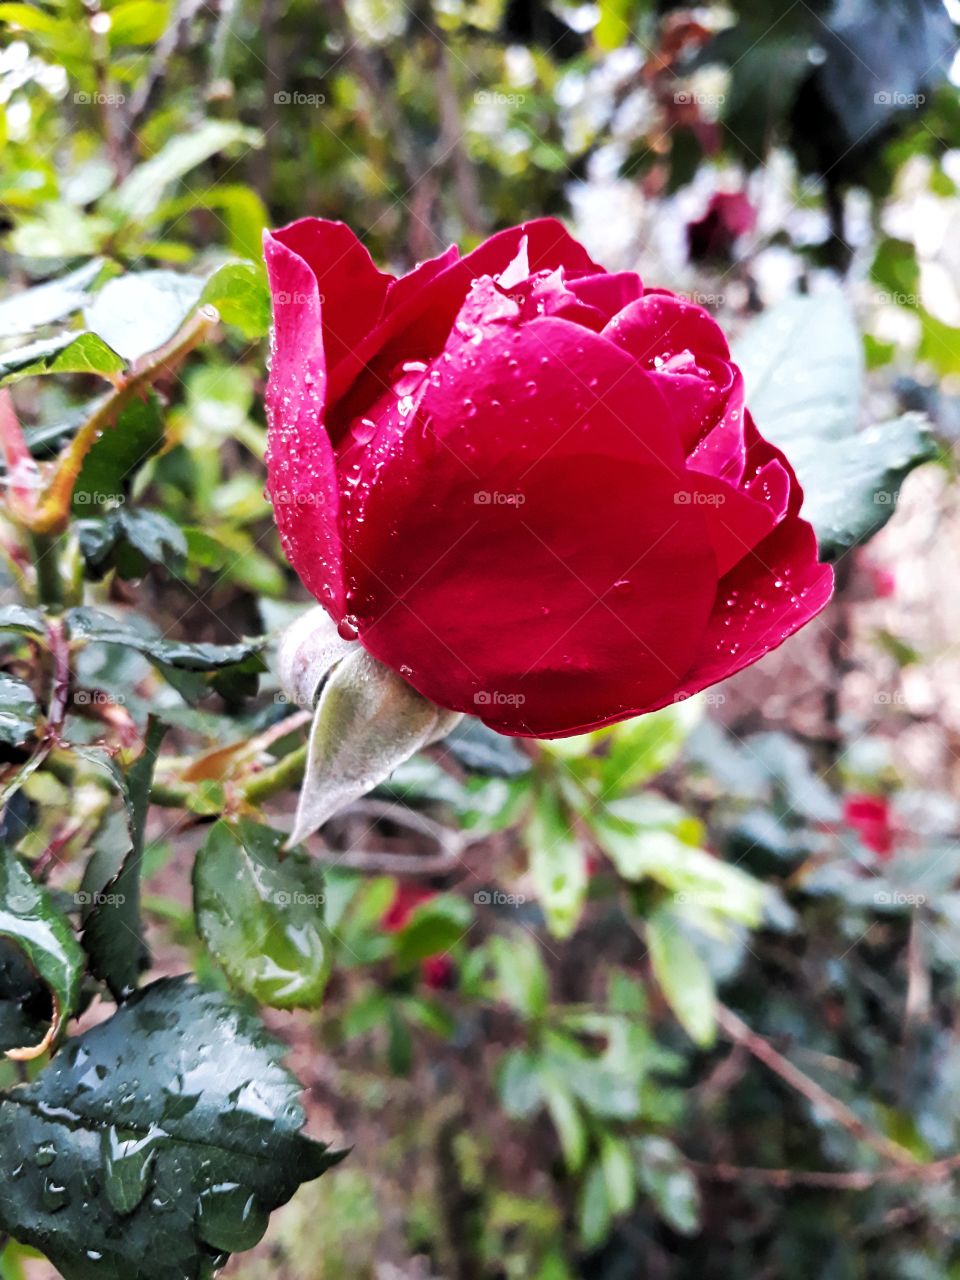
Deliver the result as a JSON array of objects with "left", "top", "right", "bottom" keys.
[
  {"left": 264, "top": 218, "right": 832, "bottom": 738},
  {"left": 843, "top": 794, "right": 895, "bottom": 859}
]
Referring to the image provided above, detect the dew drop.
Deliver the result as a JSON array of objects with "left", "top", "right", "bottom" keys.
[{"left": 337, "top": 615, "right": 360, "bottom": 641}]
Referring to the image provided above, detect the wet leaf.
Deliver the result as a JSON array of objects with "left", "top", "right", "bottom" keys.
[
  {"left": 734, "top": 293, "right": 936, "bottom": 557},
  {"left": 72, "top": 393, "right": 166, "bottom": 516},
  {"left": 0, "top": 843, "right": 83, "bottom": 1060},
  {"left": 77, "top": 509, "right": 187, "bottom": 580},
  {"left": 194, "top": 819, "right": 332, "bottom": 1009},
  {"left": 200, "top": 260, "right": 271, "bottom": 340},
  {"left": 0, "top": 673, "right": 39, "bottom": 748},
  {"left": 84, "top": 271, "right": 207, "bottom": 363},
  {"left": 0, "top": 331, "right": 125, "bottom": 386},
  {"left": 0, "top": 977, "right": 345, "bottom": 1279},
  {"left": 67, "top": 607, "right": 265, "bottom": 683},
  {"left": 0, "top": 260, "right": 104, "bottom": 339}
]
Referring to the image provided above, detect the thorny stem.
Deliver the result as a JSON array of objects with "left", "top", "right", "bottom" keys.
[{"left": 29, "top": 305, "right": 218, "bottom": 536}]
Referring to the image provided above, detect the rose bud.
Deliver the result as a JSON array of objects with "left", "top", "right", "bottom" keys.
[{"left": 265, "top": 218, "right": 833, "bottom": 740}]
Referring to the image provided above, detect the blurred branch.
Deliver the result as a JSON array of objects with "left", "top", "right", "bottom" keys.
[
  {"left": 689, "top": 1153, "right": 960, "bottom": 1190},
  {"left": 127, "top": 0, "right": 205, "bottom": 130},
  {"left": 716, "top": 1003, "right": 921, "bottom": 1167}
]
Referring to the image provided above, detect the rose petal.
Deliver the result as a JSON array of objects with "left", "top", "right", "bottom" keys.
[
  {"left": 339, "top": 297, "right": 718, "bottom": 736},
  {"left": 263, "top": 231, "right": 346, "bottom": 615}
]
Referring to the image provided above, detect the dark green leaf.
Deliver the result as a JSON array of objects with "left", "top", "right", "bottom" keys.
[
  {"left": 72, "top": 393, "right": 166, "bottom": 515},
  {"left": 77, "top": 509, "right": 188, "bottom": 579},
  {"left": 80, "top": 718, "right": 166, "bottom": 1002},
  {"left": 393, "top": 894, "right": 472, "bottom": 969},
  {"left": 67, "top": 606, "right": 265, "bottom": 671},
  {"left": 0, "top": 843, "right": 83, "bottom": 1059},
  {"left": 0, "top": 977, "right": 345, "bottom": 1279},
  {"left": 440, "top": 717, "right": 532, "bottom": 777},
  {"left": 194, "top": 819, "right": 332, "bottom": 1009}
]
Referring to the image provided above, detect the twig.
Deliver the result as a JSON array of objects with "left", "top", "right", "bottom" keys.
[
  {"left": 688, "top": 1153, "right": 960, "bottom": 1190},
  {"left": 716, "top": 1003, "right": 920, "bottom": 1167}
]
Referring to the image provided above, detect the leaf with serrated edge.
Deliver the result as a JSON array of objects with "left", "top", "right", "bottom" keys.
[{"left": 0, "top": 978, "right": 345, "bottom": 1279}]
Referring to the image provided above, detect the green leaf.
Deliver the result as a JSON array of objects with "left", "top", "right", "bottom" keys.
[
  {"left": 799, "top": 412, "right": 938, "bottom": 557},
  {"left": 109, "top": 122, "right": 263, "bottom": 222},
  {"left": 0, "top": 843, "right": 83, "bottom": 1060},
  {"left": 84, "top": 271, "right": 207, "bottom": 362},
  {"left": 67, "top": 606, "right": 264, "bottom": 672},
  {"left": 0, "top": 605, "right": 46, "bottom": 638},
  {"left": 72, "top": 392, "right": 166, "bottom": 515},
  {"left": 77, "top": 509, "right": 188, "bottom": 579},
  {"left": 441, "top": 717, "right": 532, "bottom": 777},
  {"left": 0, "top": 260, "right": 103, "bottom": 340},
  {"left": 0, "top": 331, "right": 125, "bottom": 386},
  {"left": 593, "top": 820, "right": 763, "bottom": 926},
  {"left": 0, "top": 977, "right": 345, "bottom": 1278},
  {"left": 393, "top": 894, "right": 472, "bottom": 968},
  {"left": 600, "top": 701, "right": 698, "bottom": 795},
  {"left": 633, "top": 1136, "right": 700, "bottom": 1235},
  {"left": 200, "top": 260, "right": 271, "bottom": 340},
  {"left": 0, "top": 674, "right": 38, "bottom": 749},
  {"left": 107, "top": 0, "right": 171, "bottom": 46},
  {"left": 599, "top": 1133, "right": 636, "bottom": 1217},
  {"left": 646, "top": 909, "right": 716, "bottom": 1046},
  {"left": 194, "top": 819, "right": 332, "bottom": 1009},
  {"left": 528, "top": 788, "right": 587, "bottom": 940},
  {"left": 497, "top": 1048, "right": 544, "bottom": 1118},
  {"left": 734, "top": 292, "right": 936, "bottom": 557},
  {"left": 487, "top": 934, "right": 550, "bottom": 1021},
  {"left": 578, "top": 1164, "right": 612, "bottom": 1249},
  {"left": 80, "top": 717, "right": 165, "bottom": 1002}
]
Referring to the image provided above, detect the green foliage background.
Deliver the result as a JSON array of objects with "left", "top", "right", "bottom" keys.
[{"left": 1, "top": 0, "right": 960, "bottom": 1276}]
